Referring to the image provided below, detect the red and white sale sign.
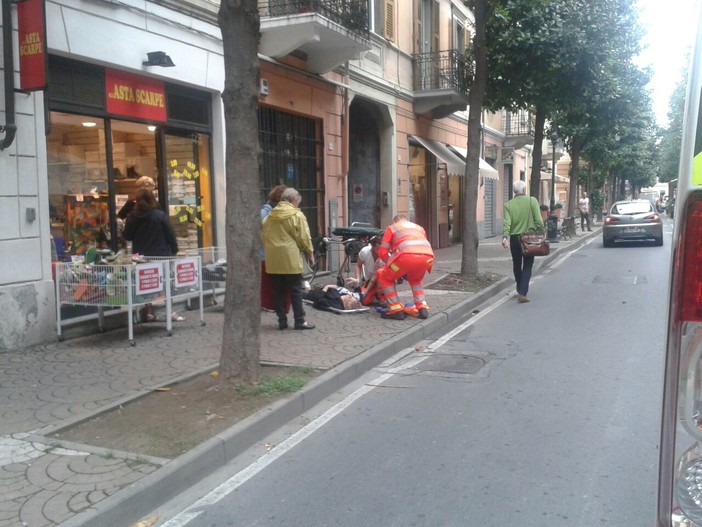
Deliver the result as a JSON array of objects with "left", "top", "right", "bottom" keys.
[
  {"left": 175, "top": 258, "right": 199, "bottom": 288},
  {"left": 135, "top": 263, "right": 163, "bottom": 295}
]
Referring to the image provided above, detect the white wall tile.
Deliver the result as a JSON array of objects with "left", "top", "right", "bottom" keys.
[
  {"left": 0, "top": 238, "right": 42, "bottom": 283},
  {"left": 0, "top": 153, "right": 17, "bottom": 195},
  {"left": 0, "top": 196, "right": 19, "bottom": 239},
  {"left": 19, "top": 197, "right": 40, "bottom": 237},
  {"left": 17, "top": 156, "right": 38, "bottom": 195}
]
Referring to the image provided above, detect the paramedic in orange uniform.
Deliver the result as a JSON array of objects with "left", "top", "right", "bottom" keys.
[{"left": 376, "top": 214, "right": 434, "bottom": 320}]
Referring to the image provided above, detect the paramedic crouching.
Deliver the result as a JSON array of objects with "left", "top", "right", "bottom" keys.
[{"left": 376, "top": 214, "right": 434, "bottom": 320}]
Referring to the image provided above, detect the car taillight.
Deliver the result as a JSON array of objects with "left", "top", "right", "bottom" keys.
[
  {"left": 680, "top": 196, "right": 702, "bottom": 322},
  {"left": 604, "top": 216, "right": 619, "bottom": 224},
  {"left": 646, "top": 213, "right": 661, "bottom": 221}
]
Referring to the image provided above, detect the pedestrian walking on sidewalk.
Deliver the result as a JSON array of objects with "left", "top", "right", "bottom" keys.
[
  {"left": 502, "top": 180, "right": 544, "bottom": 303},
  {"left": 377, "top": 214, "right": 434, "bottom": 320},
  {"left": 262, "top": 187, "right": 316, "bottom": 330},
  {"left": 579, "top": 191, "right": 592, "bottom": 231}
]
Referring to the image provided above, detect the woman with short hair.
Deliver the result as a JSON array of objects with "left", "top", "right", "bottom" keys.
[{"left": 262, "top": 188, "right": 315, "bottom": 330}]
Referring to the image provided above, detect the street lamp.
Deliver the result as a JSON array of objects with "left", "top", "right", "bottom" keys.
[{"left": 547, "top": 133, "right": 559, "bottom": 243}]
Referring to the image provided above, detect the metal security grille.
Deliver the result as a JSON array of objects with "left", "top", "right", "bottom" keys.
[
  {"left": 258, "top": 107, "right": 324, "bottom": 241},
  {"left": 48, "top": 55, "right": 105, "bottom": 109}
]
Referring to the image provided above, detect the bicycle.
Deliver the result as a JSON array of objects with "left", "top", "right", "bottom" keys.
[{"left": 303, "top": 224, "right": 384, "bottom": 287}]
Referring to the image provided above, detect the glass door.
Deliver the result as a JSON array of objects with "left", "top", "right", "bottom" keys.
[{"left": 161, "top": 132, "right": 213, "bottom": 253}]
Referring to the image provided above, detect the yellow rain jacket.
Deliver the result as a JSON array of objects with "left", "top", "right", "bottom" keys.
[{"left": 262, "top": 201, "right": 314, "bottom": 274}]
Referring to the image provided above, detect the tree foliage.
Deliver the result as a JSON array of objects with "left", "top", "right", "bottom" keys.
[
  {"left": 658, "top": 71, "right": 688, "bottom": 182},
  {"left": 484, "top": 0, "right": 584, "bottom": 200},
  {"left": 482, "top": 0, "right": 656, "bottom": 208}
]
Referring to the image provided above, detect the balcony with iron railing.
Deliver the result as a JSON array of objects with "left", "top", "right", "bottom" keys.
[
  {"left": 412, "top": 49, "right": 471, "bottom": 119},
  {"left": 259, "top": 0, "right": 371, "bottom": 74},
  {"left": 502, "top": 110, "right": 535, "bottom": 149}
]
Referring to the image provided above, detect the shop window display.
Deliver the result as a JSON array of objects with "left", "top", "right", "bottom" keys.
[
  {"left": 48, "top": 112, "right": 213, "bottom": 261},
  {"left": 48, "top": 114, "right": 108, "bottom": 258}
]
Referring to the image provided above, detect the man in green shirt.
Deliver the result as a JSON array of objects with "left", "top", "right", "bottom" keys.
[{"left": 502, "top": 180, "right": 544, "bottom": 303}]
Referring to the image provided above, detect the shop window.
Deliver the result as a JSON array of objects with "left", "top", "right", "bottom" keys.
[
  {"left": 48, "top": 113, "right": 109, "bottom": 259},
  {"left": 47, "top": 112, "right": 214, "bottom": 260},
  {"left": 163, "top": 132, "right": 213, "bottom": 252}
]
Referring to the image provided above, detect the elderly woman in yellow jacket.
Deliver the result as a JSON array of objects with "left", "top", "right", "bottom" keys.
[{"left": 262, "top": 188, "right": 316, "bottom": 330}]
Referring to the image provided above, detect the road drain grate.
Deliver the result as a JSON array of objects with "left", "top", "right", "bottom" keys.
[{"left": 415, "top": 354, "right": 486, "bottom": 375}]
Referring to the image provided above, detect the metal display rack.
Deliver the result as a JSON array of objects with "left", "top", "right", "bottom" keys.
[
  {"left": 54, "top": 255, "right": 204, "bottom": 345},
  {"left": 186, "top": 246, "right": 227, "bottom": 304}
]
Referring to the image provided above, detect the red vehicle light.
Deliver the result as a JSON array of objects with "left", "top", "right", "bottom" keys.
[
  {"left": 680, "top": 197, "right": 702, "bottom": 322},
  {"left": 645, "top": 213, "right": 661, "bottom": 221},
  {"left": 604, "top": 216, "right": 620, "bottom": 224}
]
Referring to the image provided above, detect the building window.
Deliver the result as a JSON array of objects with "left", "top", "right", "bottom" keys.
[
  {"left": 258, "top": 107, "right": 324, "bottom": 241},
  {"left": 371, "top": 0, "right": 395, "bottom": 41}
]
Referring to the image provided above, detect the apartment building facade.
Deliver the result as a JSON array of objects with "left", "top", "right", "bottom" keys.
[{"left": 0, "top": 0, "right": 534, "bottom": 349}]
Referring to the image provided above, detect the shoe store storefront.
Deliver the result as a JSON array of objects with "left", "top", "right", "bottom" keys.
[{"left": 47, "top": 55, "right": 215, "bottom": 261}]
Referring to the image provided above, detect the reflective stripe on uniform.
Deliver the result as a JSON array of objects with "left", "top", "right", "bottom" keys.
[{"left": 396, "top": 239, "right": 433, "bottom": 252}]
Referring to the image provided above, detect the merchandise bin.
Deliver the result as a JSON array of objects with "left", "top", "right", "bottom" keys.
[
  {"left": 145, "top": 255, "right": 205, "bottom": 325},
  {"left": 54, "top": 255, "right": 204, "bottom": 345},
  {"left": 185, "top": 247, "right": 226, "bottom": 304}
]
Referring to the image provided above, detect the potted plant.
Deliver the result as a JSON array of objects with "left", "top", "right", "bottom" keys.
[
  {"left": 554, "top": 202, "right": 564, "bottom": 219},
  {"left": 539, "top": 204, "right": 549, "bottom": 220}
]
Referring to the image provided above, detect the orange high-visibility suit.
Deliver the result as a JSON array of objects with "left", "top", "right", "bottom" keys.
[{"left": 377, "top": 217, "right": 434, "bottom": 318}]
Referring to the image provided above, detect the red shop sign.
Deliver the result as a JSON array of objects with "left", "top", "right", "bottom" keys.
[
  {"left": 105, "top": 69, "right": 167, "bottom": 122},
  {"left": 175, "top": 258, "right": 199, "bottom": 289},
  {"left": 135, "top": 263, "right": 164, "bottom": 295},
  {"left": 18, "top": 0, "right": 47, "bottom": 91}
]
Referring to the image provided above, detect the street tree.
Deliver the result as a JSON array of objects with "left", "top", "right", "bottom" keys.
[
  {"left": 460, "top": 0, "right": 493, "bottom": 277},
  {"left": 218, "top": 0, "right": 262, "bottom": 383}
]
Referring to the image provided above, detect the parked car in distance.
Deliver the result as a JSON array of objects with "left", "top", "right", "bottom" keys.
[
  {"left": 639, "top": 190, "right": 663, "bottom": 212},
  {"left": 602, "top": 199, "right": 663, "bottom": 247}
]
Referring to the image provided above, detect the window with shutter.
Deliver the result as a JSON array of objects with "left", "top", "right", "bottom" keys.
[
  {"left": 415, "top": 0, "right": 423, "bottom": 54},
  {"left": 384, "top": 0, "right": 395, "bottom": 42},
  {"left": 431, "top": 0, "right": 440, "bottom": 53}
]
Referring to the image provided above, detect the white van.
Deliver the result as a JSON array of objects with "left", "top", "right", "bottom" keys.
[{"left": 657, "top": 5, "right": 702, "bottom": 526}]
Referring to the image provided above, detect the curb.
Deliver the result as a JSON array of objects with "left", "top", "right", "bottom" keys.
[{"left": 61, "top": 231, "right": 598, "bottom": 527}]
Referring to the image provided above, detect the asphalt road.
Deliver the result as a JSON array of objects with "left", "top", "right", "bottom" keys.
[{"left": 156, "top": 221, "right": 672, "bottom": 527}]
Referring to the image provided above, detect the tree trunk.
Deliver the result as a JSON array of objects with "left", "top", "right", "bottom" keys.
[
  {"left": 567, "top": 135, "right": 581, "bottom": 214},
  {"left": 529, "top": 107, "right": 546, "bottom": 202},
  {"left": 218, "top": 0, "right": 262, "bottom": 383},
  {"left": 460, "top": 0, "right": 489, "bottom": 278}
]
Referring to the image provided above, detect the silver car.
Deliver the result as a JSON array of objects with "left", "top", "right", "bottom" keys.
[{"left": 602, "top": 199, "right": 663, "bottom": 247}]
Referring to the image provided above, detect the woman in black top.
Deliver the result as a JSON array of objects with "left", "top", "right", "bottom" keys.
[{"left": 124, "top": 189, "right": 179, "bottom": 321}]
